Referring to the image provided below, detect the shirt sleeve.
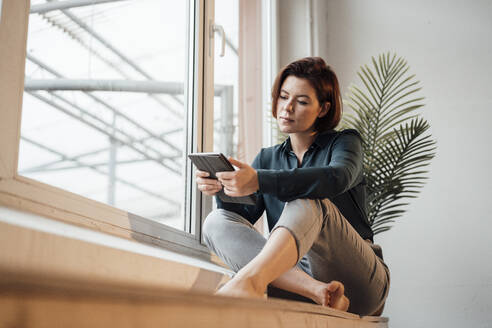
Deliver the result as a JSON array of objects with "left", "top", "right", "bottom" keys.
[
  {"left": 256, "top": 130, "right": 363, "bottom": 202},
  {"left": 215, "top": 151, "right": 266, "bottom": 225}
]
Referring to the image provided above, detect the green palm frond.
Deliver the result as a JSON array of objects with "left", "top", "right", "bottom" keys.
[{"left": 341, "top": 52, "right": 437, "bottom": 235}]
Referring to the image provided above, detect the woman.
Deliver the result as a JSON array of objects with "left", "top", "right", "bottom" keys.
[{"left": 195, "top": 57, "right": 390, "bottom": 316}]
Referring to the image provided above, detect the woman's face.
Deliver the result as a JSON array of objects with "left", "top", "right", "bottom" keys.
[{"left": 276, "top": 75, "right": 328, "bottom": 135}]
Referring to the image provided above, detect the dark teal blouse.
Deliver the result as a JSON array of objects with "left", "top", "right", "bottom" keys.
[{"left": 215, "top": 128, "right": 374, "bottom": 241}]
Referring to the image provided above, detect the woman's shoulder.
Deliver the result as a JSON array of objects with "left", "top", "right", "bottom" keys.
[
  {"left": 312, "top": 128, "right": 363, "bottom": 151},
  {"left": 332, "top": 128, "right": 363, "bottom": 143},
  {"left": 336, "top": 128, "right": 362, "bottom": 138}
]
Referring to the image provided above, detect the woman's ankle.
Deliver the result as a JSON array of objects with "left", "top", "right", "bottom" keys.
[
  {"left": 306, "top": 280, "right": 327, "bottom": 304},
  {"left": 272, "top": 279, "right": 319, "bottom": 302},
  {"left": 233, "top": 269, "right": 268, "bottom": 295}
]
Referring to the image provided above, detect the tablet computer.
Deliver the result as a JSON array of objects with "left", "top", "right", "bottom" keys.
[{"left": 188, "top": 152, "right": 257, "bottom": 205}]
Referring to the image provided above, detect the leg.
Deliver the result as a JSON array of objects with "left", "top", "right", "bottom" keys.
[
  {"left": 216, "top": 226, "right": 297, "bottom": 298},
  {"left": 254, "top": 198, "right": 388, "bottom": 315},
  {"left": 202, "top": 209, "right": 336, "bottom": 303},
  {"left": 203, "top": 207, "right": 350, "bottom": 309},
  {"left": 216, "top": 227, "right": 350, "bottom": 310},
  {"left": 202, "top": 209, "right": 267, "bottom": 273},
  {"left": 265, "top": 199, "right": 351, "bottom": 310},
  {"left": 291, "top": 198, "right": 390, "bottom": 315},
  {"left": 203, "top": 205, "right": 388, "bottom": 315}
]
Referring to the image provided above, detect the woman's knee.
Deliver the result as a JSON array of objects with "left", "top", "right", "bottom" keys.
[
  {"left": 284, "top": 198, "right": 325, "bottom": 219},
  {"left": 289, "top": 198, "right": 342, "bottom": 221},
  {"left": 202, "top": 209, "right": 250, "bottom": 243},
  {"left": 202, "top": 209, "right": 225, "bottom": 242}
]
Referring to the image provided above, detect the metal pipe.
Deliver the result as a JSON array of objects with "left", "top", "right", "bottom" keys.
[
  {"left": 24, "top": 78, "right": 185, "bottom": 94},
  {"left": 22, "top": 158, "right": 152, "bottom": 173},
  {"left": 30, "top": 0, "right": 129, "bottom": 14}
]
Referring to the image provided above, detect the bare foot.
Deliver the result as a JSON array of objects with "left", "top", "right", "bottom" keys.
[
  {"left": 215, "top": 275, "right": 265, "bottom": 300},
  {"left": 327, "top": 281, "right": 350, "bottom": 311},
  {"left": 311, "top": 280, "right": 350, "bottom": 311}
]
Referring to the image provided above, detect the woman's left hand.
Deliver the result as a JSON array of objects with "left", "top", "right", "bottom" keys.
[{"left": 216, "top": 157, "right": 259, "bottom": 197}]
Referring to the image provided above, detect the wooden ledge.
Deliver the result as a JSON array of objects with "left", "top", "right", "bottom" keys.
[
  {"left": 1, "top": 271, "right": 388, "bottom": 328},
  {"left": 0, "top": 211, "right": 231, "bottom": 293},
  {"left": 0, "top": 208, "right": 389, "bottom": 327}
]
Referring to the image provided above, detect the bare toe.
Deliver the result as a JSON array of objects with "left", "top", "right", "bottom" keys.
[{"left": 327, "top": 281, "right": 350, "bottom": 312}]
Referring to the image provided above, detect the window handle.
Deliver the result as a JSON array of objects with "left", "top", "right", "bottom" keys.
[{"left": 211, "top": 23, "right": 226, "bottom": 57}]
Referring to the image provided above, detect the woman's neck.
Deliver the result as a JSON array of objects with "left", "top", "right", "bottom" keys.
[{"left": 289, "top": 130, "right": 318, "bottom": 156}]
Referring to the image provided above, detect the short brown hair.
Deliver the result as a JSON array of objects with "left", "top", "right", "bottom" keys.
[{"left": 271, "top": 57, "right": 342, "bottom": 132}]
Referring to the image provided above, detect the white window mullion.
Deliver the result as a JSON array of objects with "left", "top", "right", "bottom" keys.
[
  {"left": 185, "top": 0, "right": 197, "bottom": 235},
  {"left": 190, "top": 0, "right": 215, "bottom": 238},
  {"left": 198, "top": 0, "right": 216, "bottom": 234}
]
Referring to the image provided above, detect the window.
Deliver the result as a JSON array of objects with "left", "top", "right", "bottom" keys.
[
  {"left": 0, "top": 0, "right": 220, "bottom": 258},
  {"left": 20, "top": 0, "right": 191, "bottom": 231},
  {"left": 0, "top": 0, "right": 264, "bottom": 260}
]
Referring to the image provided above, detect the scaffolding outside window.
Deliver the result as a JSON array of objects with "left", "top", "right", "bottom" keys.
[
  {"left": 20, "top": 0, "right": 191, "bottom": 231},
  {"left": 17, "top": 0, "right": 239, "bottom": 242}
]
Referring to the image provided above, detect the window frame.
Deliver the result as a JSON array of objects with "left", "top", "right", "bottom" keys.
[{"left": 0, "top": 0, "right": 218, "bottom": 261}]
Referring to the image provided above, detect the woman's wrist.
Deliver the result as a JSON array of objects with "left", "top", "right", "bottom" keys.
[{"left": 253, "top": 170, "right": 260, "bottom": 192}]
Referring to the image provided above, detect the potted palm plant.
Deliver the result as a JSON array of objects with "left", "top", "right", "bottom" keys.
[{"left": 340, "top": 52, "right": 436, "bottom": 234}]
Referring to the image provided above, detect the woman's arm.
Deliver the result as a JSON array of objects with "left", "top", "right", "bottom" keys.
[{"left": 257, "top": 131, "right": 363, "bottom": 202}]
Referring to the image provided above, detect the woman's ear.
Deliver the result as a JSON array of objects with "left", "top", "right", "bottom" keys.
[{"left": 318, "top": 102, "right": 330, "bottom": 118}]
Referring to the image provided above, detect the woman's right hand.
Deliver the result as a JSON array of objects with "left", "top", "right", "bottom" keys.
[{"left": 195, "top": 170, "right": 223, "bottom": 196}]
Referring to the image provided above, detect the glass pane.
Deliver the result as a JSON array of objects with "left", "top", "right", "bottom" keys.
[
  {"left": 19, "top": 0, "right": 189, "bottom": 231},
  {"left": 213, "top": 0, "right": 239, "bottom": 157}
]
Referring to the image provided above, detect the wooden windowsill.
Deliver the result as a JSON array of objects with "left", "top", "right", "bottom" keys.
[
  {"left": 0, "top": 176, "right": 215, "bottom": 262},
  {"left": 1, "top": 270, "right": 388, "bottom": 328},
  {"left": 0, "top": 205, "right": 231, "bottom": 293},
  {"left": 0, "top": 205, "right": 388, "bottom": 327},
  {"left": 0, "top": 204, "right": 388, "bottom": 327}
]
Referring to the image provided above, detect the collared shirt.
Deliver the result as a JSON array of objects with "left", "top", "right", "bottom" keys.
[{"left": 216, "top": 128, "right": 374, "bottom": 241}]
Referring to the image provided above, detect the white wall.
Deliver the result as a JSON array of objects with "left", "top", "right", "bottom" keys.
[
  {"left": 278, "top": 1, "right": 492, "bottom": 327},
  {"left": 278, "top": 0, "right": 311, "bottom": 65},
  {"left": 277, "top": 0, "right": 331, "bottom": 67}
]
